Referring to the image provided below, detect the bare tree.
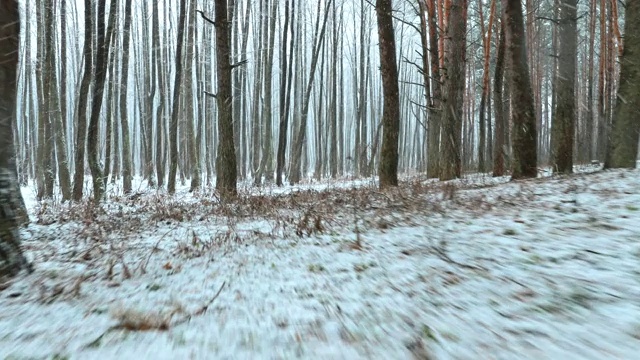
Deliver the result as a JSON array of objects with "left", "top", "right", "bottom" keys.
[
  {"left": 425, "top": 0, "right": 442, "bottom": 178},
  {"left": 87, "top": 0, "right": 117, "bottom": 201},
  {"left": 550, "top": 0, "right": 577, "bottom": 174},
  {"left": 376, "top": 0, "right": 401, "bottom": 188},
  {"left": 0, "top": 0, "right": 30, "bottom": 280},
  {"left": 502, "top": 0, "right": 538, "bottom": 179},
  {"left": 256, "top": 0, "right": 278, "bottom": 183},
  {"left": 72, "top": 0, "right": 94, "bottom": 201},
  {"left": 478, "top": 0, "right": 496, "bottom": 173},
  {"left": 153, "top": 0, "right": 167, "bottom": 188},
  {"left": 584, "top": 0, "right": 597, "bottom": 162},
  {"left": 275, "top": 0, "right": 294, "bottom": 186},
  {"left": 168, "top": 0, "right": 188, "bottom": 194},
  {"left": 184, "top": 0, "right": 201, "bottom": 191},
  {"left": 439, "top": 0, "right": 467, "bottom": 181},
  {"left": 214, "top": 0, "right": 238, "bottom": 198},
  {"left": 493, "top": 23, "right": 507, "bottom": 177},
  {"left": 51, "top": 0, "right": 72, "bottom": 201},
  {"left": 329, "top": 0, "right": 339, "bottom": 178},
  {"left": 288, "top": 0, "right": 333, "bottom": 184},
  {"left": 606, "top": 1, "right": 640, "bottom": 169},
  {"left": 36, "top": 2, "right": 54, "bottom": 200},
  {"left": 119, "top": 0, "right": 134, "bottom": 193}
]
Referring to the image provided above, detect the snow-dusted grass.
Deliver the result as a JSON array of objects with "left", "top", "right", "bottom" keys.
[{"left": 2, "top": 167, "right": 640, "bottom": 359}]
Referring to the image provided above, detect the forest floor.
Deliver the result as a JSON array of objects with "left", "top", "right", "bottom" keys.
[{"left": 1, "top": 166, "right": 640, "bottom": 359}]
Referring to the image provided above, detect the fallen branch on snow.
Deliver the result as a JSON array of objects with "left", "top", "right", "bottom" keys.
[{"left": 83, "top": 281, "right": 226, "bottom": 349}]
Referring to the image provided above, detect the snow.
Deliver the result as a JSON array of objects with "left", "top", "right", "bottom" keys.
[{"left": 2, "top": 167, "right": 640, "bottom": 359}]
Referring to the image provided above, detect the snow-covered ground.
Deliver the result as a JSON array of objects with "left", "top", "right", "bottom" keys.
[{"left": 2, "top": 167, "right": 640, "bottom": 359}]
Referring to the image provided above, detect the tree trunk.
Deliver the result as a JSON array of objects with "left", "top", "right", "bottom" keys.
[
  {"left": 439, "top": 0, "right": 467, "bottom": 181},
  {"left": 426, "top": 0, "right": 442, "bottom": 178},
  {"left": 376, "top": 0, "right": 400, "bottom": 188},
  {"left": 288, "top": 0, "right": 332, "bottom": 185},
  {"left": 585, "top": 0, "right": 596, "bottom": 162},
  {"left": 550, "top": 0, "right": 577, "bottom": 174},
  {"left": 153, "top": 0, "right": 166, "bottom": 188},
  {"left": 605, "top": 1, "right": 640, "bottom": 169},
  {"left": 102, "top": 0, "right": 119, "bottom": 188},
  {"left": 0, "top": 0, "right": 30, "bottom": 280},
  {"left": 502, "top": 0, "right": 538, "bottom": 179},
  {"left": 36, "top": 2, "right": 55, "bottom": 200},
  {"left": 87, "top": 0, "right": 116, "bottom": 201},
  {"left": 168, "top": 0, "right": 188, "bottom": 194},
  {"left": 185, "top": 0, "right": 200, "bottom": 191},
  {"left": 119, "top": 0, "right": 134, "bottom": 193},
  {"left": 258, "top": 0, "right": 278, "bottom": 183},
  {"left": 355, "top": 0, "right": 369, "bottom": 177},
  {"left": 54, "top": 0, "right": 72, "bottom": 201},
  {"left": 596, "top": 0, "right": 607, "bottom": 162},
  {"left": 214, "top": 0, "right": 238, "bottom": 198},
  {"left": 478, "top": 0, "right": 496, "bottom": 173},
  {"left": 275, "top": 0, "right": 293, "bottom": 186},
  {"left": 329, "top": 0, "right": 339, "bottom": 178},
  {"left": 250, "top": 0, "right": 265, "bottom": 182},
  {"left": 72, "top": 0, "right": 94, "bottom": 201},
  {"left": 493, "top": 23, "right": 506, "bottom": 177}
]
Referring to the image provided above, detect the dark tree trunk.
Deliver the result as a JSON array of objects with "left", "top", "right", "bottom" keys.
[
  {"left": 168, "top": 0, "right": 188, "bottom": 194},
  {"left": 439, "top": 0, "right": 468, "bottom": 181},
  {"left": 0, "top": 0, "right": 30, "bottom": 280},
  {"left": 72, "top": 0, "right": 94, "bottom": 201},
  {"left": 376, "top": 0, "right": 400, "bottom": 188},
  {"left": 606, "top": 1, "right": 640, "bottom": 169},
  {"left": 502, "top": 0, "right": 538, "bottom": 179},
  {"left": 53, "top": 0, "right": 72, "bottom": 201},
  {"left": 426, "top": 0, "right": 441, "bottom": 178},
  {"left": 153, "top": 0, "right": 166, "bottom": 188},
  {"left": 214, "top": 0, "right": 238, "bottom": 198},
  {"left": 119, "top": 0, "right": 134, "bottom": 193},
  {"left": 551, "top": 0, "right": 577, "bottom": 174},
  {"left": 275, "top": 0, "right": 293, "bottom": 186},
  {"left": 493, "top": 23, "right": 506, "bottom": 177},
  {"left": 87, "top": 0, "right": 116, "bottom": 201},
  {"left": 585, "top": 0, "right": 596, "bottom": 162}
]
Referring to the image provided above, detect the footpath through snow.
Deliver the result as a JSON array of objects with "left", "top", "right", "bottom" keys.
[{"left": 1, "top": 168, "right": 640, "bottom": 359}]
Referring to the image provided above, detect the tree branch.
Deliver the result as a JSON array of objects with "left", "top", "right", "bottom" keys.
[
  {"left": 231, "top": 59, "right": 248, "bottom": 69},
  {"left": 196, "top": 10, "right": 216, "bottom": 26}
]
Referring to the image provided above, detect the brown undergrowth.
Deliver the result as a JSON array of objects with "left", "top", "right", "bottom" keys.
[{"left": 30, "top": 175, "right": 564, "bottom": 243}]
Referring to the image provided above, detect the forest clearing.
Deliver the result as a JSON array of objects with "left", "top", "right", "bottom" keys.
[{"left": 2, "top": 167, "right": 640, "bottom": 359}]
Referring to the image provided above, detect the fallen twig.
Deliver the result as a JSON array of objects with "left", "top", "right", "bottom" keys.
[
  {"left": 171, "top": 281, "right": 227, "bottom": 326},
  {"left": 83, "top": 281, "right": 226, "bottom": 349},
  {"left": 432, "top": 243, "right": 487, "bottom": 272}
]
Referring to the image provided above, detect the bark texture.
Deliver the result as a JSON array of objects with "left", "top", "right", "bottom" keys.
[
  {"left": 426, "top": 0, "right": 441, "bottom": 178},
  {"left": 119, "top": 0, "right": 134, "bottom": 194},
  {"left": 502, "top": 0, "right": 538, "bottom": 179},
  {"left": 376, "top": 0, "right": 400, "bottom": 188},
  {"left": 0, "top": 0, "right": 30, "bottom": 280},
  {"left": 168, "top": 0, "right": 188, "bottom": 194},
  {"left": 551, "top": 0, "right": 577, "bottom": 174},
  {"left": 215, "top": 0, "right": 238, "bottom": 198},
  {"left": 493, "top": 23, "right": 506, "bottom": 177},
  {"left": 72, "top": 0, "right": 94, "bottom": 201},
  {"left": 606, "top": 1, "right": 640, "bottom": 169},
  {"left": 439, "top": 0, "right": 467, "bottom": 181}
]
